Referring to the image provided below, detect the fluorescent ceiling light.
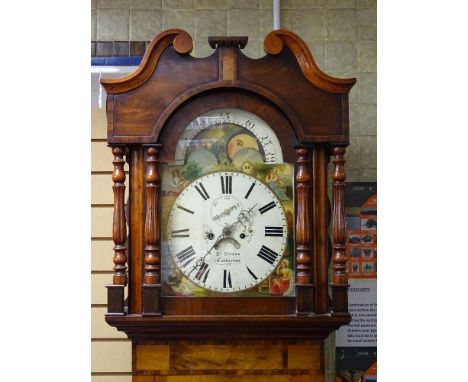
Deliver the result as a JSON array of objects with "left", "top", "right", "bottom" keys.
[{"left": 91, "top": 66, "right": 138, "bottom": 74}]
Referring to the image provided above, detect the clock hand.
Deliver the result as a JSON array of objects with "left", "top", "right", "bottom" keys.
[
  {"left": 248, "top": 203, "right": 258, "bottom": 213},
  {"left": 190, "top": 233, "right": 225, "bottom": 271},
  {"left": 236, "top": 203, "right": 258, "bottom": 225},
  {"left": 220, "top": 202, "right": 259, "bottom": 236},
  {"left": 246, "top": 203, "right": 258, "bottom": 220}
]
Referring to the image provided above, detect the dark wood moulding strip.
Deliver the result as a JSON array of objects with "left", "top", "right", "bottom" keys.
[
  {"left": 105, "top": 314, "right": 351, "bottom": 341},
  {"left": 91, "top": 338, "right": 130, "bottom": 342},
  {"left": 92, "top": 270, "right": 114, "bottom": 275},
  {"left": 91, "top": 171, "right": 128, "bottom": 175},
  {"left": 133, "top": 369, "right": 319, "bottom": 376}
]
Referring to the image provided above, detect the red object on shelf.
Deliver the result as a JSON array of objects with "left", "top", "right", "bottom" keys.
[{"left": 363, "top": 361, "right": 377, "bottom": 381}]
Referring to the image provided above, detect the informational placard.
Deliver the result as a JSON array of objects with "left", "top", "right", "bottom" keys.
[
  {"left": 336, "top": 182, "right": 377, "bottom": 380},
  {"left": 336, "top": 278, "right": 377, "bottom": 346}
]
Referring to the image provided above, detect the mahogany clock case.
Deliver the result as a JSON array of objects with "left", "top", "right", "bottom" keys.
[{"left": 101, "top": 29, "right": 355, "bottom": 341}]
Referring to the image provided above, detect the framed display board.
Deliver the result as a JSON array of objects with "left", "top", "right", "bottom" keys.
[{"left": 336, "top": 182, "right": 377, "bottom": 381}]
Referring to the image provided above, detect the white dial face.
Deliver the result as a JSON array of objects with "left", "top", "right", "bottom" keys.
[
  {"left": 167, "top": 171, "right": 287, "bottom": 293},
  {"left": 174, "top": 108, "right": 283, "bottom": 164}
]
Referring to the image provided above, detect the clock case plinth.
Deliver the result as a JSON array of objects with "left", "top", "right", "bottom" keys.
[{"left": 101, "top": 29, "right": 355, "bottom": 341}]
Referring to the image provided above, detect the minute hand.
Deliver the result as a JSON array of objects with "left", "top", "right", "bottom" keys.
[
  {"left": 237, "top": 203, "right": 258, "bottom": 224},
  {"left": 187, "top": 234, "right": 225, "bottom": 276}
]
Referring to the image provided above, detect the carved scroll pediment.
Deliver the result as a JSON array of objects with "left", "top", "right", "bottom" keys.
[
  {"left": 264, "top": 30, "right": 356, "bottom": 94},
  {"left": 102, "top": 29, "right": 355, "bottom": 145}
]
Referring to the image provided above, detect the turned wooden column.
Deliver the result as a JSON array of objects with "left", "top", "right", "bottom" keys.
[
  {"left": 295, "top": 146, "right": 315, "bottom": 313},
  {"left": 330, "top": 145, "right": 349, "bottom": 313},
  {"left": 107, "top": 145, "right": 127, "bottom": 315},
  {"left": 142, "top": 145, "right": 162, "bottom": 315}
]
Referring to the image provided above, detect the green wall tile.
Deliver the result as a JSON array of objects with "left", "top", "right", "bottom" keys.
[
  {"left": 349, "top": 102, "right": 360, "bottom": 136},
  {"left": 195, "top": 0, "right": 227, "bottom": 8},
  {"left": 359, "top": 104, "right": 376, "bottom": 136},
  {"left": 308, "top": 40, "right": 325, "bottom": 70},
  {"left": 193, "top": 40, "right": 216, "bottom": 57},
  {"left": 131, "top": 0, "right": 162, "bottom": 9},
  {"left": 326, "top": 0, "right": 356, "bottom": 9},
  {"left": 228, "top": 9, "right": 260, "bottom": 40},
  {"left": 358, "top": 40, "right": 376, "bottom": 72},
  {"left": 98, "top": 0, "right": 131, "bottom": 8},
  {"left": 326, "top": 9, "right": 356, "bottom": 41},
  {"left": 163, "top": 0, "right": 194, "bottom": 8},
  {"left": 326, "top": 41, "right": 357, "bottom": 73},
  {"left": 346, "top": 169, "right": 360, "bottom": 182},
  {"left": 357, "top": 0, "right": 376, "bottom": 9},
  {"left": 163, "top": 8, "right": 195, "bottom": 36},
  {"left": 359, "top": 136, "right": 377, "bottom": 169},
  {"left": 97, "top": 9, "right": 130, "bottom": 41},
  {"left": 358, "top": 72, "right": 376, "bottom": 104},
  {"left": 345, "top": 137, "right": 360, "bottom": 170},
  {"left": 242, "top": 40, "right": 263, "bottom": 59},
  {"left": 292, "top": 0, "right": 324, "bottom": 8},
  {"left": 291, "top": 9, "right": 325, "bottom": 41},
  {"left": 130, "top": 10, "right": 162, "bottom": 40},
  {"left": 360, "top": 169, "right": 376, "bottom": 182},
  {"left": 195, "top": 9, "right": 227, "bottom": 40},
  {"left": 92, "top": 9, "right": 97, "bottom": 40},
  {"left": 227, "top": 0, "right": 259, "bottom": 9},
  {"left": 357, "top": 8, "right": 376, "bottom": 40}
]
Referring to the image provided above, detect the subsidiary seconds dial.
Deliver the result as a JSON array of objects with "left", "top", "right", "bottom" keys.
[{"left": 167, "top": 171, "right": 287, "bottom": 293}]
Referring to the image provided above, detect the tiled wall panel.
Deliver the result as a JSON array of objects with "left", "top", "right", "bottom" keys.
[{"left": 91, "top": 1, "right": 376, "bottom": 180}]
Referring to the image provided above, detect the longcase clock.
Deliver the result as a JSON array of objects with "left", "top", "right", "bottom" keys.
[{"left": 101, "top": 29, "right": 355, "bottom": 382}]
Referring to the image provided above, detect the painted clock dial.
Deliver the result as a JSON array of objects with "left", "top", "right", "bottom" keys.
[{"left": 167, "top": 171, "right": 287, "bottom": 293}]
